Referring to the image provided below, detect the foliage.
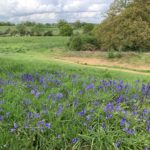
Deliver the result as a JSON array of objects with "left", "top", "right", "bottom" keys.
[
  {"left": 94, "top": 0, "right": 150, "bottom": 51},
  {"left": 73, "top": 20, "right": 82, "bottom": 29},
  {"left": 107, "top": 49, "right": 122, "bottom": 59},
  {"left": 83, "top": 23, "right": 95, "bottom": 34},
  {"left": 16, "top": 24, "right": 28, "bottom": 36},
  {"left": 68, "top": 35, "right": 82, "bottom": 51},
  {"left": 57, "top": 20, "right": 68, "bottom": 28},
  {"left": 107, "top": 0, "right": 131, "bottom": 17},
  {"left": 43, "top": 31, "right": 53, "bottom": 36},
  {"left": 0, "top": 22, "right": 15, "bottom": 26},
  {"left": 59, "top": 24, "right": 73, "bottom": 36},
  {"left": 68, "top": 34, "right": 100, "bottom": 51}
]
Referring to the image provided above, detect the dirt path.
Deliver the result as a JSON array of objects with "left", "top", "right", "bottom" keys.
[{"left": 53, "top": 57, "right": 150, "bottom": 76}]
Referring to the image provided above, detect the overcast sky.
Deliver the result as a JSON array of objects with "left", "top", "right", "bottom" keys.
[{"left": 0, "top": 0, "right": 114, "bottom": 23}]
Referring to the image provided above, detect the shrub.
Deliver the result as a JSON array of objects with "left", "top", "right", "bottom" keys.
[
  {"left": 107, "top": 49, "right": 122, "bottom": 59},
  {"left": 68, "top": 34, "right": 100, "bottom": 51},
  {"left": 68, "top": 35, "right": 82, "bottom": 51},
  {"left": 83, "top": 23, "right": 95, "bottom": 34},
  {"left": 43, "top": 31, "right": 53, "bottom": 36},
  {"left": 16, "top": 24, "right": 27, "bottom": 36},
  {"left": 59, "top": 24, "right": 73, "bottom": 36}
]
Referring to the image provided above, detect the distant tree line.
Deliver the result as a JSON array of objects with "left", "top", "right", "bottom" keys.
[{"left": 0, "top": 20, "right": 96, "bottom": 37}]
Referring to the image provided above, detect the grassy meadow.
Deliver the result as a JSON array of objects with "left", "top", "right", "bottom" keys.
[{"left": 0, "top": 36, "right": 150, "bottom": 150}]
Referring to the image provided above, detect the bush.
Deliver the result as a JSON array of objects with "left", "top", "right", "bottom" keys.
[
  {"left": 83, "top": 23, "right": 95, "bottom": 34},
  {"left": 68, "top": 35, "right": 82, "bottom": 51},
  {"left": 43, "top": 31, "right": 53, "bottom": 36},
  {"left": 59, "top": 24, "right": 73, "bottom": 36},
  {"left": 16, "top": 24, "right": 27, "bottom": 36},
  {"left": 107, "top": 49, "right": 122, "bottom": 59},
  {"left": 68, "top": 34, "right": 100, "bottom": 51}
]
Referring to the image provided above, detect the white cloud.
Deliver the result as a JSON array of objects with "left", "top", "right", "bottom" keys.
[{"left": 0, "top": 0, "right": 114, "bottom": 23}]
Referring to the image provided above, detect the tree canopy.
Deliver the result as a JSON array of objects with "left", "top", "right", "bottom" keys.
[{"left": 94, "top": 0, "right": 150, "bottom": 51}]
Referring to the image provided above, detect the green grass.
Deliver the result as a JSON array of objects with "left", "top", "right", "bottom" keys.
[
  {"left": 0, "top": 36, "right": 69, "bottom": 53},
  {"left": 0, "top": 57, "right": 150, "bottom": 149},
  {"left": 0, "top": 35, "right": 150, "bottom": 149}
]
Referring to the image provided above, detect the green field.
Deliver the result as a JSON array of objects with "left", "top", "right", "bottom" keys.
[{"left": 0, "top": 36, "right": 150, "bottom": 149}]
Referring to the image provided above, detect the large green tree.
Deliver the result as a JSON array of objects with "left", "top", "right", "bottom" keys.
[{"left": 94, "top": 0, "right": 150, "bottom": 51}]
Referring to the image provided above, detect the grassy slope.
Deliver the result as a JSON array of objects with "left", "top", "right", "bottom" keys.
[{"left": 0, "top": 36, "right": 150, "bottom": 75}]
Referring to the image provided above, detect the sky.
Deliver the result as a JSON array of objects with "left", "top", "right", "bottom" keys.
[{"left": 0, "top": 0, "right": 114, "bottom": 23}]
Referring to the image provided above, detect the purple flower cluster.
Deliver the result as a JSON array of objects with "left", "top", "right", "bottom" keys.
[{"left": 1, "top": 72, "right": 150, "bottom": 149}]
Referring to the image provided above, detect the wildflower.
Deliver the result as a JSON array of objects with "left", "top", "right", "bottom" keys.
[
  {"left": 146, "top": 125, "right": 150, "bottom": 133},
  {"left": 39, "top": 77, "right": 45, "bottom": 84},
  {"left": 13, "top": 123, "right": 17, "bottom": 129},
  {"left": 102, "top": 122, "right": 107, "bottom": 129},
  {"left": 106, "top": 114, "right": 113, "bottom": 119},
  {"left": 93, "top": 100, "right": 99, "bottom": 106},
  {"left": 120, "top": 118, "right": 126, "bottom": 126},
  {"left": 45, "top": 123, "right": 51, "bottom": 129},
  {"left": 115, "top": 140, "right": 121, "bottom": 148},
  {"left": 116, "top": 95, "right": 123, "bottom": 104},
  {"left": 34, "top": 113, "right": 40, "bottom": 118},
  {"left": 86, "top": 115, "right": 91, "bottom": 122},
  {"left": 104, "top": 102, "right": 114, "bottom": 112},
  {"left": 35, "top": 91, "right": 41, "bottom": 98},
  {"left": 56, "top": 93, "right": 63, "bottom": 100},
  {"left": 10, "top": 123, "right": 18, "bottom": 132},
  {"left": 123, "top": 128, "right": 135, "bottom": 134},
  {"left": 24, "top": 122, "right": 29, "bottom": 129},
  {"left": 78, "top": 109, "right": 86, "bottom": 116},
  {"left": 0, "top": 100, "right": 4, "bottom": 104},
  {"left": 116, "top": 104, "right": 122, "bottom": 111},
  {"left": 56, "top": 105, "right": 63, "bottom": 116},
  {"left": 86, "top": 83, "right": 94, "bottom": 90},
  {"left": 0, "top": 115, "right": 3, "bottom": 121},
  {"left": 73, "top": 99, "right": 78, "bottom": 107},
  {"left": 71, "top": 138, "right": 78, "bottom": 144},
  {"left": 0, "top": 88, "right": 3, "bottom": 94},
  {"left": 78, "top": 90, "right": 84, "bottom": 95}
]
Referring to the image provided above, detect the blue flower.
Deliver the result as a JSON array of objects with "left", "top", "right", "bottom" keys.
[
  {"left": 116, "top": 95, "right": 124, "bottom": 103},
  {"left": 0, "top": 115, "right": 3, "bottom": 121},
  {"left": 104, "top": 102, "right": 114, "bottom": 112},
  {"left": 0, "top": 88, "right": 3, "bottom": 94},
  {"left": 56, "top": 93, "right": 63, "bottom": 100},
  {"left": 56, "top": 105, "right": 63, "bottom": 116},
  {"left": 115, "top": 140, "right": 121, "bottom": 148},
  {"left": 146, "top": 125, "right": 150, "bottom": 133},
  {"left": 45, "top": 123, "right": 51, "bottom": 129},
  {"left": 120, "top": 118, "right": 126, "bottom": 126},
  {"left": 78, "top": 109, "right": 86, "bottom": 116},
  {"left": 71, "top": 138, "right": 78, "bottom": 144},
  {"left": 14, "top": 123, "right": 18, "bottom": 129},
  {"left": 123, "top": 128, "right": 135, "bottom": 134},
  {"left": 73, "top": 99, "right": 78, "bottom": 107},
  {"left": 106, "top": 114, "right": 113, "bottom": 119},
  {"left": 86, "top": 83, "right": 94, "bottom": 90}
]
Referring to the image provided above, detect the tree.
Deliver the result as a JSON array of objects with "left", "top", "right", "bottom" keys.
[
  {"left": 16, "top": 24, "right": 27, "bottom": 36},
  {"left": 59, "top": 24, "right": 73, "bottom": 36},
  {"left": 94, "top": 0, "right": 150, "bottom": 51},
  {"left": 107, "top": 0, "right": 131, "bottom": 17},
  {"left": 83, "top": 23, "right": 95, "bottom": 34},
  {"left": 74, "top": 20, "right": 81, "bottom": 29},
  {"left": 57, "top": 20, "right": 68, "bottom": 28},
  {"left": 31, "top": 24, "right": 44, "bottom": 36}
]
